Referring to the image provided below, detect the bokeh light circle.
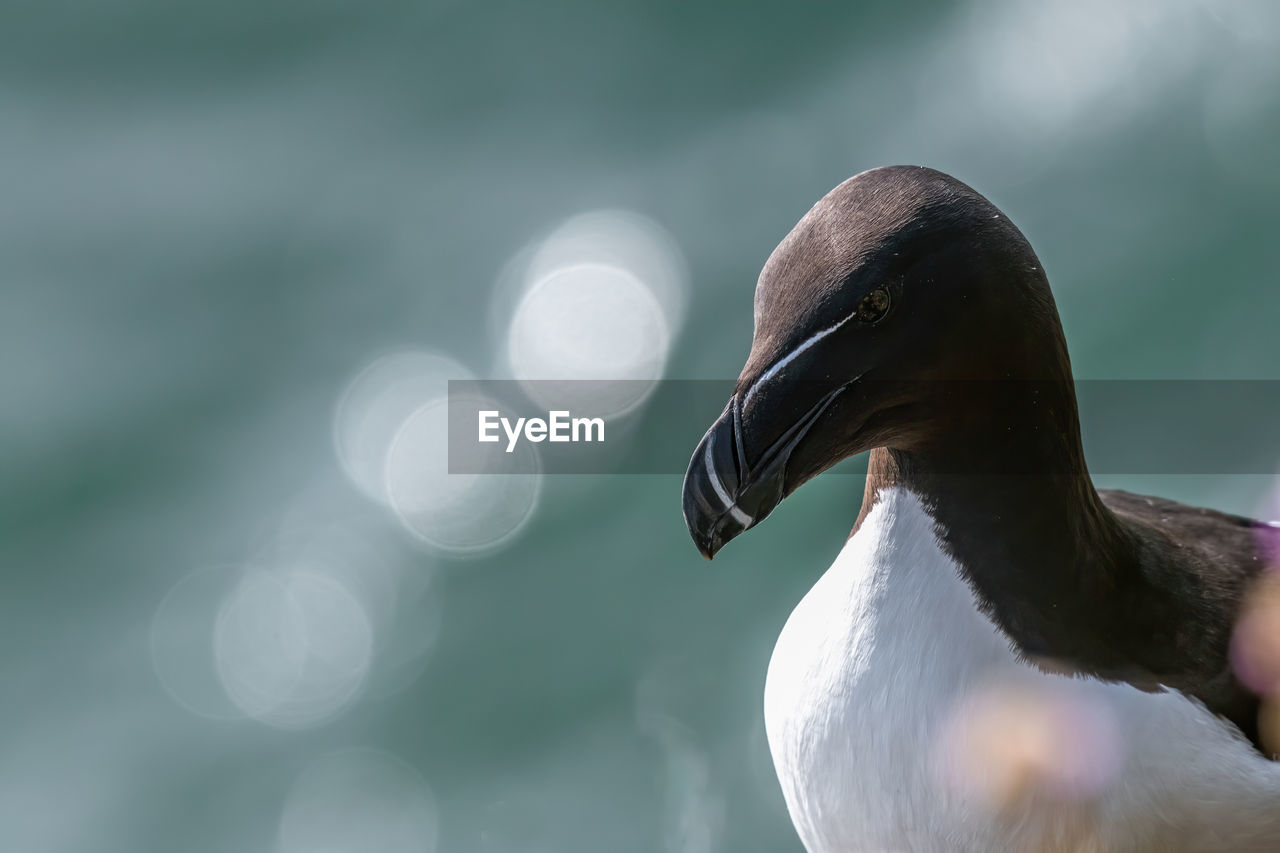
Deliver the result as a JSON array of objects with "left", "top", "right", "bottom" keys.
[
  {"left": 214, "top": 569, "right": 374, "bottom": 729},
  {"left": 507, "top": 262, "right": 669, "bottom": 416},
  {"left": 385, "top": 395, "right": 541, "bottom": 555},
  {"left": 333, "top": 349, "right": 473, "bottom": 503},
  {"left": 151, "top": 565, "right": 249, "bottom": 721},
  {"left": 274, "top": 488, "right": 445, "bottom": 702},
  {"left": 526, "top": 210, "right": 689, "bottom": 332}
]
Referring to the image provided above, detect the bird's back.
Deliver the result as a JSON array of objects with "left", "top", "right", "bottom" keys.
[{"left": 1100, "top": 488, "right": 1271, "bottom": 751}]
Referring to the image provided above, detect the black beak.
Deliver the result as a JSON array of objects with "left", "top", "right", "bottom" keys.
[{"left": 682, "top": 385, "right": 847, "bottom": 559}]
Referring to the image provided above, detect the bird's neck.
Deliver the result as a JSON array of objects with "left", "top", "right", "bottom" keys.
[{"left": 855, "top": 374, "right": 1138, "bottom": 664}]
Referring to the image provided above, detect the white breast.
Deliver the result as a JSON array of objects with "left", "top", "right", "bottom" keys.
[{"left": 763, "top": 487, "right": 1280, "bottom": 853}]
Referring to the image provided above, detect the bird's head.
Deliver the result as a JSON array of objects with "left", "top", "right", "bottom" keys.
[{"left": 682, "top": 165, "right": 1068, "bottom": 558}]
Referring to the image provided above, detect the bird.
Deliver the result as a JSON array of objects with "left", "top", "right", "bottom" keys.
[{"left": 681, "top": 165, "right": 1280, "bottom": 851}]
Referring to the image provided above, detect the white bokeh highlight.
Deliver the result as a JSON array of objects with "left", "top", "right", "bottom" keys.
[
  {"left": 277, "top": 748, "right": 438, "bottom": 853},
  {"left": 333, "top": 349, "right": 473, "bottom": 502},
  {"left": 526, "top": 210, "right": 689, "bottom": 332},
  {"left": 501, "top": 210, "right": 688, "bottom": 417},
  {"left": 214, "top": 569, "right": 373, "bottom": 729},
  {"left": 153, "top": 482, "right": 444, "bottom": 728},
  {"left": 509, "top": 263, "right": 669, "bottom": 414},
  {"left": 335, "top": 347, "right": 542, "bottom": 555},
  {"left": 269, "top": 484, "right": 441, "bottom": 699},
  {"left": 385, "top": 394, "right": 541, "bottom": 554},
  {"left": 150, "top": 565, "right": 250, "bottom": 721}
]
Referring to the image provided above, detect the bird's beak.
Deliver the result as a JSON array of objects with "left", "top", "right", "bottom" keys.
[{"left": 682, "top": 384, "right": 848, "bottom": 559}]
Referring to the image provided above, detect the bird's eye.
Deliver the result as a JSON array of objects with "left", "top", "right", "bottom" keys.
[{"left": 855, "top": 287, "right": 891, "bottom": 324}]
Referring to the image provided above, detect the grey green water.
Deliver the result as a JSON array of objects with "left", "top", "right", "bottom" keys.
[{"left": 3, "top": 1, "right": 1279, "bottom": 851}]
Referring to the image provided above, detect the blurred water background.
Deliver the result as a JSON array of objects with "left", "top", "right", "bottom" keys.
[{"left": 3, "top": 1, "right": 1279, "bottom": 851}]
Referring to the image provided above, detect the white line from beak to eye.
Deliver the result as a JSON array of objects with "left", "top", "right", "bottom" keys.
[
  {"left": 704, "top": 428, "right": 754, "bottom": 527},
  {"left": 742, "top": 311, "right": 857, "bottom": 408}
]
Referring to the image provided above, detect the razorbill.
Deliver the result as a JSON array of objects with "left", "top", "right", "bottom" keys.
[{"left": 682, "top": 166, "right": 1280, "bottom": 851}]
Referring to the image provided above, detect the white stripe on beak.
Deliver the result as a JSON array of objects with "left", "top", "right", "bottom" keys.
[
  {"left": 743, "top": 310, "right": 862, "bottom": 408},
  {"left": 704, "top": 428, "right": 753, "bottom": 527}
]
